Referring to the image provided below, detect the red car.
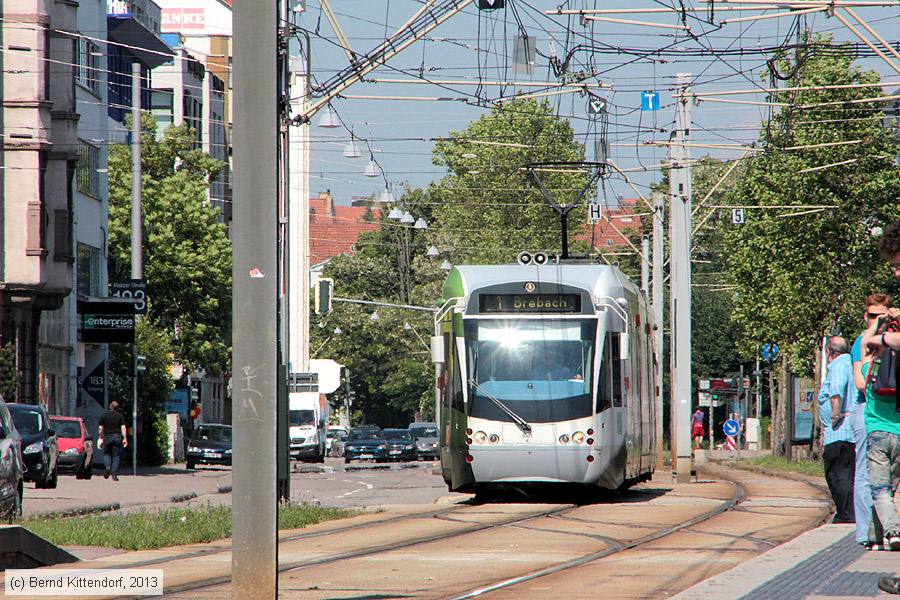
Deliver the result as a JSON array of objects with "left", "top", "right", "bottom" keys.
[{"left": 49, "top": 416, "right": 93, "bottom": 480}]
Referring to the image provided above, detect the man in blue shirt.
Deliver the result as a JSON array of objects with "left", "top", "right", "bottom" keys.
[{"left": 819, "top": 336, "right": 857, "bottom": 523}]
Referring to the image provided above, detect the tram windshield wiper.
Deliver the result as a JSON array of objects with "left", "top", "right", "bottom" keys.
[{"left": 467, "top": 378, "right": 532, "bottom": 436}]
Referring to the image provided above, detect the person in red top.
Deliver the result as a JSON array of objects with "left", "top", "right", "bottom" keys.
[{"left": 691, "top": 409, "right": 705, "bottom": 450}]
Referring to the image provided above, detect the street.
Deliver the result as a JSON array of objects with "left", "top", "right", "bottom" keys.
[{"left": 21, "top": 458, "right": 454, "bottom": 518}]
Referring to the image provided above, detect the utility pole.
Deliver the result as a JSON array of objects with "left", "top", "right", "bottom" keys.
[
  {"left": 651, "top": 192, "right": 665, "bottom": 473},
  {"left": 130, "top": 62, "right": 142, "bottom": 477},
  {"left": 669, "top": 73, "right": 693, "bottom": 483},
  {"left": 232, "top": 0, "right": 278, "bottom": 594},
  {"left": 641, "top": 235, "right": 650, "bottom": 295}
]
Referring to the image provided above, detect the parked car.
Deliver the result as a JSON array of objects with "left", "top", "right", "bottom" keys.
[
  {"left": 383, "top": 429, "right": 417, "bottom": 461},
  {"left": 326, "top": 427, "right": 348, "bottom": 457},
  {"left": 185, "top": 424, "right": 233, "bottom": 470},
  {"left": 8, "top": 404, "right": 58, "bottom": 489},
  {"left": 409, "top": 422, "right": 439, "bottom": 461},
  {"left": 0, "top": 397, "right": 24, "bottom": 521},
  {"left": 49, "top": 416, "right": 93, "bottom": 480},
  {"left": 343, "top": 427, "right": 387, "bottom": 464}
]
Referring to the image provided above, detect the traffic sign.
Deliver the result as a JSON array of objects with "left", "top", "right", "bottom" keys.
[
  {"left": 732, "top": 208, "right": 745, "bottom": 224},
  {"left": 723, "top": 419, "right": 740, "bottom": 437},
  {"left": 478, "top": 0, "right": 504, "bottom": 8},
  {"left": 110, "top": 279, "right": 148, "bottom": 314},
  {"left": 699, "top": 379, "right": 710, "bottom": 390},
  {"left": 588, "top": 203, "right": 602, "bottom": 224},
  {"left": 587, "top": 94, "right": 607, "bottom": 115},
  {"left": 761, "top": 343, "right": 779, "bottom": 362},
  {"left": 641, "top": 91, "right": 660, "bottom": 111}
]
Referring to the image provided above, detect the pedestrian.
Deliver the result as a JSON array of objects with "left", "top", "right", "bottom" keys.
[
  {"left": 818, "top": 336, "right": 857, "bottom": 523},
  {"left": 691, "top": 408, "right": 705, "bottom": 450},
  {"left": 97, "top": 400, "right": 127, "bottom": 481},
  {"left": 850, "top": 294, "right": 896, "bottom": 547}
]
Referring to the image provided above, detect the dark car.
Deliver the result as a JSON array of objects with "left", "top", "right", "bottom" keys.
[
  {"left": 50, "top": 416, "right": 93, "bottom": 480},
  {"left": 409, "top": 422, "right": 439, "bottom": 461},
  {"left": 8, "top": 404, "right": 58, "bottom": 489},
  {"left": 383, "top": 429, "right": 417, "bottom": 462},
  {"left": 0, "top": 398, "right": 24, "bottom": 520},
  {"left": 343, "top": 427, "right": 387, "bottom": 464},
  {"left": 186, "top": 424, "right": 233, "bottom": 469}
]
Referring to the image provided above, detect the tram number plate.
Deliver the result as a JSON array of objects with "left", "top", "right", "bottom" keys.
[
  {"left": 203, "top": 452, "right": 220, "bottom": 458},
  {"left": 390, "top": 450, "right": 401, "bottom": 455},
  {"left": 360, "top": 454, "right": 374, "bottom": 459}
]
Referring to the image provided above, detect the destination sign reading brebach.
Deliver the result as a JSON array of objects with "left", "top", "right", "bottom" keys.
[
  {"left": 480, "top": 293, "right": 581, "bottom": 313},
  {"left": 6, "top": 569, "right": 163, "bottom": 595}
]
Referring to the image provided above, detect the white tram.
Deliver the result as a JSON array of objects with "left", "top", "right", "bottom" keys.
[{"left": 432, "top": 263, "right": 657, "bottom": 493}]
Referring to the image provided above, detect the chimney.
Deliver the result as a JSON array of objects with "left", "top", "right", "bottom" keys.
[{"left": 319, "top": 190, "right": 335, "bottom": 219}]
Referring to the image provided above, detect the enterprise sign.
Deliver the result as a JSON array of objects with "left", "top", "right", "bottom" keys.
[
  {"left": 479, "top": 293, "right": 581, "bottom": 313},
  {"left": 78, "top": 300, "right": 136, "bottom": 343}
]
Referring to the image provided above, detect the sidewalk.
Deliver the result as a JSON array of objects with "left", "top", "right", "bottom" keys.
[
  {"left": 21, "top": 465, "right": 232, "bottom": 517},
  {"left": 671, "top": 524, "right": 900, "bottom": 599}
]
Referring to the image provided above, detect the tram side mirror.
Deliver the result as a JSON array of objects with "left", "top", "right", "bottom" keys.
[
  {"left": 431, "top": 336, "right": 445, "bottom": 364},
  {"left": 620, "top": 333, "right": 630, "bottom": 359}
]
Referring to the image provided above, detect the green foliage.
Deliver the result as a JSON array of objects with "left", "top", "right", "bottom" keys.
[
  {"left": 431, "top": 98, "right": 589, "bottom": 264},
  {"left": 20, "top": 503, "right": 353, "bottom": 550},
  {"left": 0, "top": 342, "right": 18, "bottom": 401},
  {"left": 314, "top": 102, "right": 589, "bottom": 425},
  {"left": 743, "top": 455, "right": 823, "bottom": 477},
  {"left": 108, "top": 320, "right": 176, "bottom": 466},
  {"left": 724, "top": 43, "right": 900, "bottom": 374},
  {"left": 108, "top": 115, "right": 232, "bottom": 374}
]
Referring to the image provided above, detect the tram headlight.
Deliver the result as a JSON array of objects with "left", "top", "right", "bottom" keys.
[
  {"left": 572, "top": 431, "right": 586, "bottom": 445},
  {"left": 488, "top": 434, "right": 500, "bottom": 445},
  {"left": 559, "top": 434, "right": 570, "bottom": 444},
  {"left": 473, "top": 431, "right": 487, "bottom": 445}
]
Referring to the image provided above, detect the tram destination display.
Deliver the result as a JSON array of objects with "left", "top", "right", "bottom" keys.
[{"left": 479, "top": 293, "right": 581, "bottom": 313}]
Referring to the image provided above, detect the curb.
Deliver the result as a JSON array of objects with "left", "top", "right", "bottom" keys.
[
  {"left": 170, "top": 492, "right": 198, "bottom": 504},
  {"left": 30, "top": 503, "right": 121, "bottom": 519},
  {"left": 343, "top": 463, "right": 429, "bottom": 472}
]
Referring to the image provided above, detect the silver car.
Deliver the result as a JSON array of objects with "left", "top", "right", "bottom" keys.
[
  {"left": 409, "top": 422, "right": 439, "bottom": 461},
  {"left": 0, "top": 398, "right": 24, "bottom": 521}
]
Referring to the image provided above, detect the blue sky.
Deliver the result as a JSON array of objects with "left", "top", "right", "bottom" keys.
[{"left": 297, "top": 0, "right": 900, "bottom": 205}]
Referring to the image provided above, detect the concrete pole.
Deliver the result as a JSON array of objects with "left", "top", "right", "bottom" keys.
[
  {"left": 130, "top": 62, "right": 142, "bottom": 477},
  {"left": 288, "top": 46, "right": 310, "bottom": 373},
  {"left": 669, "top": 73, "right": 693, "bottom": 483},
  {"left": 651, "top": 193, "right": 665, "bottom": 472},
  {"left": 232, "top": 0, "right": 278, "bottom": 595},
  {"left": 641, "top": 235, "right": 650, "bottom": 295}
]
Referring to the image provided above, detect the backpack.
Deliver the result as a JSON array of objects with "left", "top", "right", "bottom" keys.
[{"left": 865, "top": 317, "right": 900, "bottom": 400}]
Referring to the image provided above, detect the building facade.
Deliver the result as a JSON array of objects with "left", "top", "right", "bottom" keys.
[{"left": 2, "top": 0, "right": 78, "bottom": 408}]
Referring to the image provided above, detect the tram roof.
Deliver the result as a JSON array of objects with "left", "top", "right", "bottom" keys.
[{"left": 442, "top": 263, "right": 635, "bottom": 302}]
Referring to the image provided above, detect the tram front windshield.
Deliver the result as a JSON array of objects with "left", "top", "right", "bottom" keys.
[{"left": 465, "top": 319, "right": 596, "bottom": 423}]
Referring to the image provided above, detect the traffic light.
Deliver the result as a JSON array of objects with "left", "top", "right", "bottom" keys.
[
  {"left": 315, "top": 278, "right": 333, "bottom": 316},
  {"left": 135, "top": 354, "right": 147, "bottom": 374}
]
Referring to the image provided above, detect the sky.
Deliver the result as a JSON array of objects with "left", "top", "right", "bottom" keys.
[{"left": 296, "top": 0, "right": 900, "bottom": 208}]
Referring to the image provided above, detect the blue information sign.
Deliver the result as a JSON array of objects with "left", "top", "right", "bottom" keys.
[
  {"left": 761, "top": 343, "right": 780, "bottom": 362},
  {"left": 723, "top": 419, "right": 740, "bottom": 437},
  {"left": 641, "top": 91, "right": 661, "bottom": 111}
]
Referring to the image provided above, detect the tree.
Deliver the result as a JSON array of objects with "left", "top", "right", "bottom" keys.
[
  {"left": 723, "top": 42, "right": 900, "bottom": 452},
  {"left": 108, "top": 319, "right": 176, "bottom": 465},
  {"left": 431, "top": 98, "right": 590, "bottom": 264},
  {"left": 0, "top": 343, "right": 18, "bottom": 401},
  {"left": 108, "top": 115, "right": 232, "bottom": 374}
]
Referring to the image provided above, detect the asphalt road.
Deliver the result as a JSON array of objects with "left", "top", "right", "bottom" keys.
[{"left": 20, "top": 457, "right": 458, "bottom": 517}]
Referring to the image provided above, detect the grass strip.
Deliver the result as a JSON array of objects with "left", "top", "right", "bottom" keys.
[
  {"left": 742, "top": 455, "right": 824, "bottom": 478},
  {"left": 19, "top": 503, "right": 355, "bottom": 551}
]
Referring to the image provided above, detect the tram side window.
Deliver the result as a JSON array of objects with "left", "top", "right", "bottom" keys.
[
  {"left": 611, "top": 334, "right": 624, "bottom": 407},
  {"left": 596, "top": 336, "right": 613, "bottom": 413}
]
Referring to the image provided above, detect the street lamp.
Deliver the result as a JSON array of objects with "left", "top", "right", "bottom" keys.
[
  {"left": 343, "top": 139, "right": 361, "bottom": 158},
  {"left": 440, "top": 259, "right": 452, "bottom": 271},
  {"left": 370, "top": 310, "right": 380, "bottom": 321},
  {"left": 363, "top": 158, "right": 380, "bottom": 177},
  {"left": 387, "top": 207, "right": 403, "bottom": 220},
  {"left": 378, "top": 187, "right": 395, "bottom": 203},
  {"left": 427, "top": 245, "right": 440, "bottom": 257},
  {"left": 414, "top": 217, "right": 428, "bottom": 230},
  {"left": 400, "top": 211, "right": 415, "bottom": 225},
  {"left": 316, "top": 104, "right": 340, "bottom": 128},
  {"left": 334, "top": 326, "right": 342, "bottom": 335}
]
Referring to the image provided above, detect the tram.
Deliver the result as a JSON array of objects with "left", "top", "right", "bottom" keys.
[{"left": 432, "top": 258, "right": 657, "bottom": 493}]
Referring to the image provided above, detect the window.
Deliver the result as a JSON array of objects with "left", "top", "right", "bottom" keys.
[
  {"left": 151, "top": 89, "right": 174, "bottom": 137},
  {"left": 77, "top": 243, "right": 102, "bottom": 296},
  {"left": 76, "top": 37, "right": 101, "bottom": 95},
  {"left": 182, "top": 91, "right": 203, "bottom": 148},
  {"left": 77, "top": 140, "right": 100, "bottom": 198}
]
